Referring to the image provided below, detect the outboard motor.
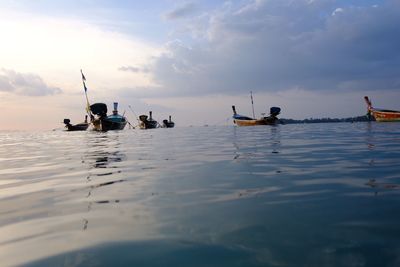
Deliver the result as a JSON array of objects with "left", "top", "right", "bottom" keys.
[{"left": 270, "top": 107, "right": 281, "bottom": 117}]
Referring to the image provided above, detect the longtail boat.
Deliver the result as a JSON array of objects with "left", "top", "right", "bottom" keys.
[
  {"left": 79, "top": 70, "right": 128, "bottom": 131},
  {"left": 364, "top": 96, "right": 400, "bottom": 122},
  {"left": 90, "top": 102, "right": 127, "bottom": 131},
  {"left": 139, "top": 111, "right": 159, "bottom": 129},
  {"left": 232, "top": 106, "right": 280, "bottom": 126},
  {"left": 63, "top": 117, "right": 89, "bottom": 131},
  {"left": 162, "top": 115, "right": 175, "bottom": 128},
  {"left": 232, "top": 91, "right": 281, "bottom": 126}
]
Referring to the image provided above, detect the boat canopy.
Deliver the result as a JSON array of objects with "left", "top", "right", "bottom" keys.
[
  {"left": 90, "top": 103, "right": 108, "bottom": 116},
  {"left": 139, "top": 115, "right": 148, "bottom": 122},
  {"left": 233, "top": 114, "right": 253, "bottom": 120},
  {"left": 270, "top": 107, "right": 281, "bottom": 116}
]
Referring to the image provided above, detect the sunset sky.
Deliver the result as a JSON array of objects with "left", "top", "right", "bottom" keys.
[{"left": 1, "top": 0, "right": 399, "bottom": 130}]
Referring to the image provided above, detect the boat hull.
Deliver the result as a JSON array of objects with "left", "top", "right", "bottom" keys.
[
  {"left": 92, "top": 118, "right": 127, "bottom": 131},
  {"left": 232, "top": 105, "right": 280, "bottom": 126},
  {"left": 162, "top": 121, "right": 175, "bottom": 128},
  {"left": 234, "top": 117, "right": 278, "bottom": 126},
  {"left": 364, "top": 96, "right": 400, "bottom": 122},
  {"left": 65, "top": 123, "right": 89, "bottom": 131},
  {"left": 372, "top": 110, "right": 400, "bottom": 122},
  {"left": 139, "top": 120, "right": 158, "bottom": 129},
  {"left": 163, "top": 122, "right": 175, "bottom": 128},
  {"left": 102, "top": 119, "right": 127, "bottom": 130}
]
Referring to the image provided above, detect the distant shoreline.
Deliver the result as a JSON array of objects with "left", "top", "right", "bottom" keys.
[{"left": 279, "top": 115, "right": 372, "bottom": 124}]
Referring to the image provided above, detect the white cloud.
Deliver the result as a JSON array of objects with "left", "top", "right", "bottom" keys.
[
  {"left": 0, "top": 69, "right": 61, "bottom": 96},
  {"left": 0, "top": 8, "right": 162, "bottom": 94},
  {"left": 332, "top": 8, "right": 344, "bottom": 16}
]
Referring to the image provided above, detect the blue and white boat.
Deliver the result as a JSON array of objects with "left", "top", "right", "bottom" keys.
[{"left": 91, "top": 102, "right": 127, "bottom": 131}]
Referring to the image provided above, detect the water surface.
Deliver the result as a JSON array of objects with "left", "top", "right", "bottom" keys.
[{"left": 0, "top": 123, "right": 400, "bottom": 266}]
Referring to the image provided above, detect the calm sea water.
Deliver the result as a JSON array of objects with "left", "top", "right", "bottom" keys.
[{"left": 1, "top": 123, "right": 400, "bottom": 267}]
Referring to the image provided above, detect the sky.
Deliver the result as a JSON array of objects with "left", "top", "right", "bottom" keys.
[{"left": 0, "top": 0, "right": 399, "bottom": 130}]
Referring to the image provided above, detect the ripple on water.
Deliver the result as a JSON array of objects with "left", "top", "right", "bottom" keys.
[{"left": 0, "top": 123, "right": 400, "bottom": 266}]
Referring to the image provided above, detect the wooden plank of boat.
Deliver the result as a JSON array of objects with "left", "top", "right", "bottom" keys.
[{"left": 364, "top": 96, "right": 400, "bottom": 122}]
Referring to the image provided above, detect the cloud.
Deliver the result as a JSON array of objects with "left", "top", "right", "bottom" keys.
[
  {"left": 164, "top": 2, "right": 198, "bottom": 20},
  {"left": 332, "top": 8, "right": 344, "bottom": 16},
  {"left": 118, "top": 66, "right": 150, "bottom": 73},
  {"left": 0, "top": 69, "right": 62, "bottom": 96},
  {"left": 144, "top": 0, "right": 400, "bottom": 97},
  {"left": 0, "top": 9, "right": 161, "bottom": 95}
]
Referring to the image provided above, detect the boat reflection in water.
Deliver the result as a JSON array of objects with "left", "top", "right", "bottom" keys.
[{"left": 81, "top": 133, "right": 127, "bottom": 231}]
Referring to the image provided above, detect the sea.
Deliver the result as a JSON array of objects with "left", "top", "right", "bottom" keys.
[{"left": 1, "top": 122, "right": 400, "bottom": 267}]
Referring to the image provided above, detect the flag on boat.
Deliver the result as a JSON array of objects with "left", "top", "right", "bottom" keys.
[
  {"left": 81, "top": 69, "right": 87, "bottom": 92},
  {"left": 80, "top": 69, "right": 91, "bottom": 113},
  {"left": 81, "top": 69, "right": 86, "bottom": 81}
]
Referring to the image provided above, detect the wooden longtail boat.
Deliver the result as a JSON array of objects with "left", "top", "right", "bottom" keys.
[
  {"left": 232, "top": 106, "right": 280, "bottom": 126},
  {"left": 139, "top": 111, "right": 159, "bottom": 129},
  {"left": 63, "top": 118, "right": 89, "bottom": 131},
  {"left": 90, "top": 102, "right": 128, "bottom": 131},
  {"left": 79, "top": 71, "right": 128, "bottom": 131},
  {"left": 162, "top": 116, "right": 175, "bottom": 128},
  {"left": 364, "top": 96, "right": 400, "bottom": 122},
  {"left": 232, "top": 92, "right": 281, "bottom": 126}
]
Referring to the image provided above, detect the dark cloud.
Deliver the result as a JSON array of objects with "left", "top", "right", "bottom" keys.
[
  {"left": 164, "top": 2, "right": 198, "bottom": 20},
  {"left": 0, "top": 69, "right": 62, "bottom": 96},
  {"left": 145, "top": 0, "right": 400, "bottom": 97}
]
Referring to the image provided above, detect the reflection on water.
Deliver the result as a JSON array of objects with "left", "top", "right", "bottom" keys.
[
  {"left": 0, "top": 123, "right": 400, "bottom": 266},
  {"left": 363, "top": 122, "right": 400, "bottom": 196},
  {"left": 81, "top": 133, "right": 127, "bottom": 231},
  {"left": 84, "top": 133, "right": 126, "bottom": 170}
]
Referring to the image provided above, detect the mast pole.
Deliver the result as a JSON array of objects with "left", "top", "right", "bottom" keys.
[
  {"left": 81, "top": 69, "right": 92, "bottom": 119},
  {"left": 250, "top": 91, "right": 255, "bottom": 119}
]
